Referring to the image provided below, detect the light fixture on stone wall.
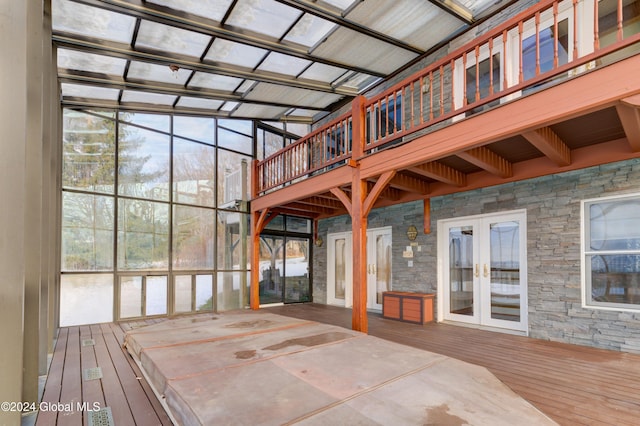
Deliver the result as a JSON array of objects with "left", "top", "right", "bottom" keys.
[
  {"left": 315, "top": 235, "right": 323, "bottom": 247},
  {"left": 406, "top": 225, "right": 418, "bottom": 241}
]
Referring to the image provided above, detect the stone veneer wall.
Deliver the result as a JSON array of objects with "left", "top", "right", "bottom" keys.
[{"left": 313, "top": 158, "right": 640, "bottom": 352}]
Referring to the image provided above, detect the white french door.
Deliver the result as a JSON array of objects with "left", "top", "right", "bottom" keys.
[
  {"left": 438, "top": 210, "right": 528, "bottom": 333},
  {"left": 326, "top": 226, "right": 392, "bottom": 311}
]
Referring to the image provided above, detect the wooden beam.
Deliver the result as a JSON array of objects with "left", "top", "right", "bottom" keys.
[
  {"left": 424, "top": 198, "right": 431, "bottom": 234},
  {"left": 365, "top": 182, "right": 402, "bottom": 201},
  {"left": 388, "top": 172, "right": 430, "bottom": 195},
  {"left": 457, "top": 146, "right": 513, "bottom": 178},
  {"left": 364, "top": 171, "right": 397, "bottom": 216},
  {"left": 409, "top": 161, "right": 467, "bottom": 186},
  {"left": 522, "top": 127, "right": 571, "bottom": 166},
  {"left": 616, "top": 102, "right": 640, "bottom": 152},
  {"left": 330, "top": 187, "right": 352, "bottom": 216}
]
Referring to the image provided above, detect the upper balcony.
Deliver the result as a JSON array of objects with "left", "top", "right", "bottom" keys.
[{"left": 253, "top": 0, "right": 640, "bottom": 217}]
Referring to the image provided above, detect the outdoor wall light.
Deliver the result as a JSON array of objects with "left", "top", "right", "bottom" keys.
[
  {"left": 315, "top": 236, "right": 324, "bottom": 247},
  {"left": 406, "top": 225, "right": 418, "bottom": 241}
]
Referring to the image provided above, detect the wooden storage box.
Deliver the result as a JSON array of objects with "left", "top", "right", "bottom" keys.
[{"left": 382, "top": 291, "right": 435, "bottom": 325}]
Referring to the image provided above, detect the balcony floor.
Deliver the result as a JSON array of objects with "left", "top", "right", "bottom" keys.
[{"left": 37, "top": 304, "right": 640, "bottom": 425}]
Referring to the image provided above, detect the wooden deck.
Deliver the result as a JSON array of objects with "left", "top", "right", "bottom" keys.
[
  {"left": 36, "top": 321, "right": 173, "bottom": 426},
  {"left": 38, "top": 304, "right": 640, "bottom": 425}
]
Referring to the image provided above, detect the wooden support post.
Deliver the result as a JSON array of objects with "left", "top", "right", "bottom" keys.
[
  {"left": 424, "top": 198, "right": 431, "bottom": 234},
  {"left": 351, "top": 175, "right": 368, "bottom": 332},
  {"left": 250, "top": 211, "right": 262, "bottom": 310}
]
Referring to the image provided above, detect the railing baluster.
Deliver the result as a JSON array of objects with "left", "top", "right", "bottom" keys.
[
  {"left": 518, "top": 21, "right": 524, "bottom": 84},
  {"left": 429, "top": 72, "right": 434, "bottom": 120},
  {"left": 489, "top": 38, "right": 495, "bottom": 95},
  {"left": 617, "top": 0, "right": 624, "bottom": 41},
  {"left": 594, "top": 0, "right": 600, "bottom": 50},
  {"left": 462, "top": 51, "right": 468, "bottom": 106},
  {"left": 553, "top": 2, "right": 559, "bottom": 69},
  {"left": 502, "top": 29, "right": 508, "bottom": 88},
  {"left": 475, "top": 45, "right": 480, "bottom": 102},
  {"left": 535, "top": 12, "right": 541, "bottom": 77},
  {"left": 573, "top": 0, "right": 579, "bottom": 59}
]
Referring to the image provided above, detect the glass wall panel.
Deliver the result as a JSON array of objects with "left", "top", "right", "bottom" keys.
[
  {"left": 118, "top": 125, "right": 170, "bottom": 201},
  {"left": 173, "top": 116, "right": 215, "bottom": 144},
  {"left": 218, "top": 127, "right": 252, "bottom": 154},
  {"left": 175, "top": 275, "right": 192, "bottom": 313},
  {"left": 60, "top": 274, "right": 114, "bottom": 327},
  {"left": 119, "top": 112, "right": 170, "bottom": 133},
  {"left": 117, "top": 199, "right": 169, "bottom": 270},
  {"left": 62, "top": 110, "right": 116, "bottom": 193},
  {"left": 172, "top": 205, "right": 215, "bottom": 270},
  {"left": 62, "top": 192, "right": 114, "bottom": 271},
  {"left": 146, "top": 276, "right": 168, "bottom": 315},
  {"left": 217, "top": 210, "right": 249, "bottom": 270},
  {"left": 217, "top": 272, "right": 247, "bottom": 311},
  {"left": 173, "top": 138, "right": 216, "bottom": 207},
  {"left": 218, "top": 119, "right": 252, "bottom": 136},
  {"left": 218, "top": 150, "right": 251, "bottom": 206},
  {"left": 196, "top": 274, "right": 213, "bottom": 311},
  {"left": 287, "top": 216, "right": 311, "bottom": 233},
  {"left": 120, "top": 276, "right": 143, "bottom": 318}
]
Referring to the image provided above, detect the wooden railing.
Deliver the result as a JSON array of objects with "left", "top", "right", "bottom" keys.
[{"left": 256, "top": 0, "right": 640, "bottom": 194}]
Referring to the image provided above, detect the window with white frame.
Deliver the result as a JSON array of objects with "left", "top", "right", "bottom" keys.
[{"left": 583, "top": 194, "right": 640, "bottom": 310}]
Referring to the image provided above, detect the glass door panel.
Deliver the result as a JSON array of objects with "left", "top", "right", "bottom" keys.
[
  {"left": 369, "top": 229, "right": 392, "bottom": 310},
  {"left": 488, "top": 221, "right": 521, "bottom": 322},
  {"left": 284, "top": 238, "right": 310, "bottom": 303},
  {"left": 327, "top": 232, "right": 351, "bottom": 306},
  {"left": 448, "top": 226, "right": 475, "bottom": 318},
  {"left": 258, "top": 236, "right": 285, "bottom": 304}
]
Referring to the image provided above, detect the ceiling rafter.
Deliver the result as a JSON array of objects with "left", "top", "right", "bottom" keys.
[
  {"left": 616, "top": 97, "right": 640, "bottom": 152},
  {"left": 457, "top": 146, "right": 513, "bottom": 178},
  {"left": 429, "top": 0, "right": 475, "bottom": 25},
  {"left": 387, "top": 172, "right": 430, "bottom": 195},
  {"left": 522, "top": 127, "right": 571, "bottom": 166},
  {"left": 274, "top": 0, "right": 425, "bottom": 54},
  {"left": 297, "top": 196, "right": 345, "bottom": 210},
  {"left": 57, "top": 70, "right": 328, "bottom": 111},
  {"left": 284, "top": 202, "right": 336, "bottom": 215},
  {"left": 66, "top": 0, "right": 386, "bottom": 78},
  {"left": 408, "top": 161, "right": 467, "bottom": 187},
  {"left": 53, "top": 34, "right": 360, "bottom": 96}
]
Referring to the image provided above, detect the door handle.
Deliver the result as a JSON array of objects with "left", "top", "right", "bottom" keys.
[
  {"left": 483, "top": 264, "right": 489, "bottom": 278},
  {"left": 474, "top": 264, "right": 479, "bottom": 278}
]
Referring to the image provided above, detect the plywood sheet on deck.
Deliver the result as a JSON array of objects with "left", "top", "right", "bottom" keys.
[{"left": 124, "top": 311, "right": 556, "bottom": 426}]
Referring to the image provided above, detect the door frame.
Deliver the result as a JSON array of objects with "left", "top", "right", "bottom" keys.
[{"left": 437, "top": 209, "right": 528, "bottom": 334}]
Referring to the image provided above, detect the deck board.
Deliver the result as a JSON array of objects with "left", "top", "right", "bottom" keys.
[
  {"left": 37, "top": 322, "right": 172, "bottom": 426},
  {"left": 267, "top": 303, "right": 640, "bottom": 426}
]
